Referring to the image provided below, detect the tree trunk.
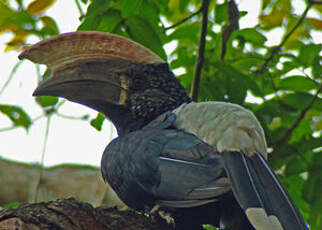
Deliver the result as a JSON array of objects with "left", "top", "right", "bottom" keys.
[{"left": 0, "top": 198, "right": 172, "bottom": 230}]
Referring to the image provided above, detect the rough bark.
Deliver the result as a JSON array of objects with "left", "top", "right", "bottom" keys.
[{"left": 0, "top": 198, "right": 172, "bottom": 230}]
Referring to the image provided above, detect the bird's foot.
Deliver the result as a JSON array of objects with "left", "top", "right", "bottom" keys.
[{"left": 150, "top": 205, "right": 175, "bottom": 228}]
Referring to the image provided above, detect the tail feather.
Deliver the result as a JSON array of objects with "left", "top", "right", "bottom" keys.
[
  {"left": 251, "top": 153, "right": 308, "bottom": 229},
  {"left": 223, "top": 151, "right": 308, "bottom": 230}
]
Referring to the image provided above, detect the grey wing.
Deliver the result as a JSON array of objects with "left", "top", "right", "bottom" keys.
[
  {"left": 154, "top": 129, "right": 231, "bottom": 208},
  {"left": 101, "top": 113, "right": 230, "bottom": 210}
]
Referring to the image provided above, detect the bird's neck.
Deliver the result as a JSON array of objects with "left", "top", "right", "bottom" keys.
[
  {"left": 103, "top": 101, "right": 186, "bottom": 137},
  {"left": 101, "top": 103, "right": 155, "bottom": 136}
]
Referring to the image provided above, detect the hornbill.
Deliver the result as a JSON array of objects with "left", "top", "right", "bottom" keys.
[{"left": 19, "top": 31, "right": 308, "bottom": 230}]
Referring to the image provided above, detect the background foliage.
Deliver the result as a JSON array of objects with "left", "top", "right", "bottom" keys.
[{"left": 0, "top": 0, "right": 321, "bottom": 229}]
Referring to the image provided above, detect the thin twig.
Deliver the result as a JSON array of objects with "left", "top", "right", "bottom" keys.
[
  {"left": 31, "top": 116, "right": 51, "bottom": 203},
  {"left": 273, "top": 83, "right": 322, "bottom": 150},
  {"left": 163, "top": 8, "right": 203, "bottom": 32},
  {"left": 256, "top": 3, "right": 312, "bottom": 73},
  {"left": 74, "top": 0, "right": 85, "bottom": 19},
  {"left": 0, "top": 126, "right": 17, "bottom": 132},
  {"left": 56, "top": 99, "right": 66, "bottom": 108},
  {"left": 309, "top": 0, "right": 322, "bottom": 3},
  {"left": 0, "top": 61, "right": 23, "bottom": 97},
  {"left": 56, "top": 112, "right": 89, "bottom": 120},
  {"left": 190, "top": 0, "right": 210, "bottom": 101},
  {"left": 35, "top": 64, "right": 41, "bottom": 83},
  {"left": 33, "top": 114, "right": 46, "bottom": 122}
]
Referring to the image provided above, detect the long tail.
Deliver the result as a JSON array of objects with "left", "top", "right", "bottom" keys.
[{"left": 222, "top": 151, "right": 308, "bottom": 230}]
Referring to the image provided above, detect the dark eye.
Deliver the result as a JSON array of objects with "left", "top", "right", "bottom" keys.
[{"left": 132, "top": 78, "right": 145, "bottom": 89}]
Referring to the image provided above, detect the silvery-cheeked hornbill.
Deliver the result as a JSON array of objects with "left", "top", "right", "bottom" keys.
[{"left": 19, "top": 32, "right": 308, "bottom": 230}]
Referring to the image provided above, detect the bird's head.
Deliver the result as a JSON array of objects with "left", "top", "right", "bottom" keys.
[{"left": 19, "top": 32, "right": 190, "bottom": 134}]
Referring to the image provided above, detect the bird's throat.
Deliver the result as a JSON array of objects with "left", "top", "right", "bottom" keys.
[{"left": 101, "top": 103, "right": 152, "bottom": 136}]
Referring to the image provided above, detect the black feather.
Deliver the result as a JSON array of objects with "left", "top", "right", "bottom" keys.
[{"left": 222, "top": 151, "right": 308, "bottom": 230}]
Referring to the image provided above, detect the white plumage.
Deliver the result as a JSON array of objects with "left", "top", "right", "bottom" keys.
[{"left": 173, "top": 101, "right": 267, "bottom": 157}]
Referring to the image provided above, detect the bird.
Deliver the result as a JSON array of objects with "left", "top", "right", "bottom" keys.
[{"left": 19, "top": 31, "right": 308, "bottom": 230}]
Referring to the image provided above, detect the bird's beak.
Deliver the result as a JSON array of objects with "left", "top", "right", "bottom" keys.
[
  {"left": 32, "top": 59, "right": 129, "bottom": 110},
  {"left": 19, "top": 31, "right": 164, "bottom": 112}
]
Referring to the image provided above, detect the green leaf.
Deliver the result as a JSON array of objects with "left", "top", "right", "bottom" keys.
[
  {"left": 41, "top": 68, "right": 51, "bottom": 81},
  {"left": 259, "top": 10, "right": 286, "bottom": 30},
  {"left": 121, "top": 0, "right": 142, "bottom": 18},
  {"left": 212, "top": 32, "right": 222, "bottom": 62},
  {"left": 313, "top": 4, "right": 322, "bottom": 13},
  {"left": 141, "top": 0, "right": 160, "bottom": 28},
  {"left": 202, "top": 224, "right": 217, "bottom": 230},
  {"left": 0, "top": 2, "right": 15, "bottom": 26},
  {"left": 278, "top": 76, "right": 317, "bottom": 92},
  {"left": 170, "top": 46, "right": 195, "bottom": 69},
  {"left": 96, "top": 10, "right": 122, "bottom": 32},
  {"left": 215, "top": 2, "right": 228, "bottom": 25},
  {"left": 261, "top": 0, "right": 270, "bottom": 11},
  {"left": 167, "top": 22, "right": 200, "bottom": 43},
  {"left": 26, "top": 0, "right": 56, "bottom": 15},
  {"left": 312, "top": 55, "right": 322, "bottom": 79},
  {"left": 2, "top": 201, "right": 20, "bottom": 210},
  {"left": 275, "top": 61, "right": 300, "bottom": 78},
  {"left": 213, "top": 63, "right": 249, "bottom": 104},
  {"left": 179, "top": 0, "right": 189, "bottom": 13},
  {"left": 298, "top": 44, "right": 322, "bottom": 68},
  {"left": 35, "top": 96, "right": 58, "bottom": 107},
  {"left": 232, "top": 56, "right": 263, "bottom": 72},
  {"left": 289, "top": 119, "right": 312, "bottom": 143},
  {"left": 90, "top": 112, "right": 105, "bottom": 131},
  {"left": 77, "top": 15, "right": 101, "bottom": 31},
  {"left": 239, "top": 11, "right": 248, "bottom": 19},
  {"left": 269, "top": 142, "right": 299, "bottom": 168},
  {"left": 15, "top": 0, "right": 23, "bottom": 8},
  {"left": 310, "top": 198, "right": 322, "bottom": 230},
  {"left": 234, "top": 28, "right": 267, "bottom": 47},
  {"left": 281, "top": 92, "right": 322, "bottom": 111},
  {"left": 0, "top": 104, "right": 32, "bottom": 131},
  {"left": 306, "top": 17, "right": 322, "bottom": 30},
  {"left": 200, "top": 74, "right": 226, "bottom": 102},
  {"left": 285, "top": 156, "right": 308, "bottom": 175},
  {"left": 39, "top": 16, "right": 59, "bottom": 35},
  {"left": 0, "top": 6, "right": 35, "bottom": 31},
  {"left": 77, "top": 0, "right": 111, "bottom": 31},
  {"left": 125, "top": 16, "right": 167, "bottom": 60},
  {"left": 301, "top": 137, "right": 322, "bottom": 152},
  {"left": 304, "top": 154, "right": 322, "bottom": 202},
  {"left": 279, "top": 174, "right": 309, "bottom": 221}
]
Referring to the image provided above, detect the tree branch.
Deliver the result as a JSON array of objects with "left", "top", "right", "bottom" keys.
[
  {"left": 256, "top": 2, "right": 312, "bottom": 73},
  {"left": 273, "top": 82, "right": 322, "bottom": 149},
  {"left": 221, "top": 0, "right": 239, "bottom": 60},
  {"left": 0, "top": 126, "right": 18, "bottom": 132},
  {"left": 163, "top": 8, "right": 203, "bottom": 32},
  {"left": 31, "top": 116, "right": 51, "bottom": 203},
  {"left": 0, "top": 198, "right": 171, "bottom": 230},
  {"left": 56, "top": 112, "right": 89, "bottom": 120},
  {"left": 190, "top": 0, "right": 210, "bottom": 101},
  {"left": 0, "top": 61, "right": 22, "bottom": 97}
]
